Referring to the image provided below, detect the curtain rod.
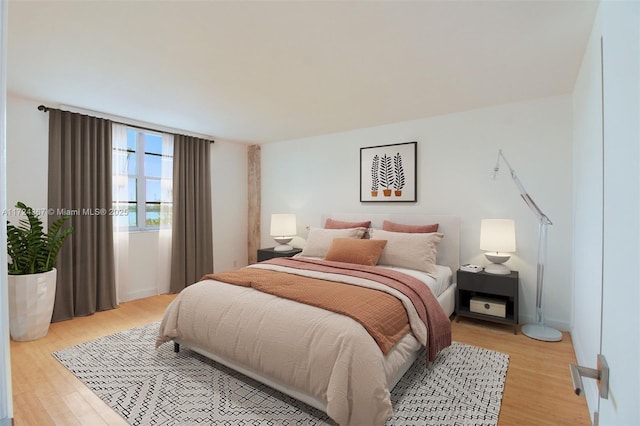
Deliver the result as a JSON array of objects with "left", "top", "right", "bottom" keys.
[{"left": 37, "top": 104, "right": 215, "bottom": 144}]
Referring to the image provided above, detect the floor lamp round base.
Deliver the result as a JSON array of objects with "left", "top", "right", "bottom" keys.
[{"left": 522, "top": 323, "right": 563, "bottom": 342}]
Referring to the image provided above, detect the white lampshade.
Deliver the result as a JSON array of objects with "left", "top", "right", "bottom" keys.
[
  {"left": 480, "top": 219, "right": 516, "bottom": 274},
  {"left": 270, "top": 213, "right": 297, "bottom": 251}
]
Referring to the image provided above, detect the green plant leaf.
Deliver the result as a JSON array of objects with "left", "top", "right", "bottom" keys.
[{"left": 6, "top": 202, "right": 73, "bottom": 275}]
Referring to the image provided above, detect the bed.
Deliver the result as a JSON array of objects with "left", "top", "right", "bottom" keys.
[{"left": 157, "top": 213, "right": 460, "bottom": 425}]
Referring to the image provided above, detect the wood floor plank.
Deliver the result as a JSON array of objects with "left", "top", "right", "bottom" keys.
[
  {"left": 36, "top": 389, "right": 83, "bottom": 426},
  {"left": 61, "top": 392, "right": 111, "bottom": 426},
  {"left": 10, "top": 294, "right": 591, "bottom": 425},
  {"left": 75, "top": 385, "right": 127, "bottom": 425},
  {"left": 452, "top": 319, "right": 591, "bottom": 425},
  {"left": 12, "top": 392, "right": 55, "bottom": 426}
]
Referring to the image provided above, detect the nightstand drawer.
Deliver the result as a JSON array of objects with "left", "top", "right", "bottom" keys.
[
  {"left": 257, "top": 247, "right": 302, "bottom": 262},
  {"left": 470, "top": 297, "right": 506, "bottom": 318},
  {"left": 457, "top": 271, "right": 517, "bottom": 297}
]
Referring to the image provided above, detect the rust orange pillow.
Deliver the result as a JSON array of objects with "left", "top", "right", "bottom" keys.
[
  {"left": 324, "top": 238, "right": 387, "bottom": 266},
  {"left": 382, "top": 220, "right": 439, "bottom": 233},
  {"left": 299, "top": 227, "right": 367, "bottom": 258}
]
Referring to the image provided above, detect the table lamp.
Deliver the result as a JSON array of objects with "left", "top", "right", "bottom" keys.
[
  {"left": 480, "top": 219, "right": 516, "bottom": 275},
  {"left": 270, "top": 213, "right": 297, "bottom": 251}
]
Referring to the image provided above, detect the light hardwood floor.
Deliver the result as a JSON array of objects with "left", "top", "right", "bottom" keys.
[{"left": 9, "top": 294, "right": 591, "bottom": 425}]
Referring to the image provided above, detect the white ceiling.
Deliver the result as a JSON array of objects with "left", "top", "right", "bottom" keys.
[{"left": 7, "top": 1, "right": 598, "bottom": 144}]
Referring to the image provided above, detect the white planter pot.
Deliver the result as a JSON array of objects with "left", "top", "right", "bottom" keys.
[{"left": 8, "top": 268, "right": 57, "bottom": 341}]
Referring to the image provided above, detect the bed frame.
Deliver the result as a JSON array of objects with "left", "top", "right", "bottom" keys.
[{"left": 174, "top": 213, "right": 460, "bottom": 413}]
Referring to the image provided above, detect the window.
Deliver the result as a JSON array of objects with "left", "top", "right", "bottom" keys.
[{"left": 113, "top": 127, "right": 173, "bottom": 230}]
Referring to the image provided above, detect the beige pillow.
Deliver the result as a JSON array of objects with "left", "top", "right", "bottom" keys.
[
  {"left": 299, "top": 227, "right": 367, "bottom": 258},
  {"left": 325, "top": 218, "right": 372, "bottom": 239},
  {"left": 370, "top": 229, "right": 443, "bottom": 276},
  {"left": 324, "top": 238, "right": 387, "bottom": 266}
]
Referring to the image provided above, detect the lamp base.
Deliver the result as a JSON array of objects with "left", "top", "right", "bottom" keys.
[
  {"left": 483, "top": 263, "right": 511, "bottom": 275},
  {"left": 273, "top": 236, "right": 293, "bottom": 252},
  {"left": 483, "top": 252, "right": 511, "bottom": 274},
  {"left": 522, "top": 323, "right": 563, "bottom": 342}
]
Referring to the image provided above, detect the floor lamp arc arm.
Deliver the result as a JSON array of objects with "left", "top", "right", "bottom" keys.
[
  {"left": 495, "top": 149, "right": 552, "bottom": 225},
  {"left": 494, "top": 149, "right": 562, "bottom": 342}
]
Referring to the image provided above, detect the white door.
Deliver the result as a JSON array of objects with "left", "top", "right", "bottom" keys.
[{"left": 598, "top": 1, "right": 639, "bottom": 424}]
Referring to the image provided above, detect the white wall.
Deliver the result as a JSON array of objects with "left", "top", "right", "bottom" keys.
[
  {"left": 6, "top": 95, "right": 48, "bottom": 213},
  {"left": 6, "top": 95, "right": 248, "bottom": 302},
  {"left": 211, "top": 139, "right": 248, "bottom": 272},
  {"left": 261, "top": 95, "right": 574, "bottom": 330}
]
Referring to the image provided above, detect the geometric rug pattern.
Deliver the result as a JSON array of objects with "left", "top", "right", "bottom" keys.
[{"left": 53, "top": 322, "right": 509, "bottom": 425}]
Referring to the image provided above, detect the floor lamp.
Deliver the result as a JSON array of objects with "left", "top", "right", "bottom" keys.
[{"left": 493, "top": 149, "right": 562, "bottom": 342}]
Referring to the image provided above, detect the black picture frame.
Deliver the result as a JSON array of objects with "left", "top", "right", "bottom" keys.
[{"left": 360, "top": 141, "right": 417, "bottom": 202}]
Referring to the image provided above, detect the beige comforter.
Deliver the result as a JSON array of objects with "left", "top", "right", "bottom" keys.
[
  {"left": 157, "top": 260, "right": 448, "bottom": 425},
  {"left": 201, "top": 267, "right": 411, "bottom": 354}
]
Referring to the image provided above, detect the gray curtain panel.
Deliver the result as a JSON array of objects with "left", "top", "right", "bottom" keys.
[
  {"left": 170, "top": 135, "right": 214, "bottom": 293},
  {"left": 47, "top": 109, "right": 118, "bottom": 322}
]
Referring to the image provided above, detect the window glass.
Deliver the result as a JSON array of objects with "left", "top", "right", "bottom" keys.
[
  {"left": 145, "top": 203, "right": 161, "bottom": 226},
  {"left": 113, "top": 202, "right": 137, "bottom": 228},
  {"left": 127, "top": 202, "right": 138, "bottom": 227},
  {"left": 126, "top": 152, "right": 137, "bottom": 175},
  {"left": 112, "top": 150, "right": 129, "bottom": 175},
  {"left": 145, "top": 153, "right": 162, "bottom": 178},
  {"left": 144, "top": 133, "right": 163, "bottom": 155},
  {"left": 146, "top": 179, "right": 161, "bottom": 202},
  {"left": 112, "top": 177, "right": 137, "bottom": 201},
  {"left": 126, "top": 129, "right": 137, "bottom": 151}
]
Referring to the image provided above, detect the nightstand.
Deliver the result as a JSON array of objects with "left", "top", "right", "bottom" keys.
[
  {"left": 456, "top": 269, "right": 519, "bottom": 334},
  {"left": 257, "top": 247, "right": 302, "bottom": 262}
]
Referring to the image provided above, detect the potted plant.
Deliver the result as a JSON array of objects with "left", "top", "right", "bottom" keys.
[{"left": 6, "top": 201, "right": 73, "bottom": 341}]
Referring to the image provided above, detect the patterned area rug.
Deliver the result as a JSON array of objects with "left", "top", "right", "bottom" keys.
[{"left": 53, "top": 322, "right": 509, "bottom": 425}]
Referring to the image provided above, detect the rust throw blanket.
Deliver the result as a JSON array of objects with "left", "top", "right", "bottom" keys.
[
  {"left": 202, "top": 268, "right": 410, "bottom": 354},
  {"left": 203, "top": 257, "right": 451, "bottom": 362},
  {"left": 269, "top": 257, "right": 451, "bottom": 362}
]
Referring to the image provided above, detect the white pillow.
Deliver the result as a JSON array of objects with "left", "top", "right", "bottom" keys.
[
  {"left": 299, "top": 227, "right": 367, "bottom": 258},
  {"left": 370, "top": 229, "right": 443, "bottom": 276}
]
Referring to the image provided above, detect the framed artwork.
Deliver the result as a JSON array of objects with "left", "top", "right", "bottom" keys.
[{"left": 360, "top": 141, "right": 417, "bottom": 202}]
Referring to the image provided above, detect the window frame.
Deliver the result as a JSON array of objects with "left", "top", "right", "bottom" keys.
[{"left": 113, "top": 127, "right": 172, "bottom": 232}]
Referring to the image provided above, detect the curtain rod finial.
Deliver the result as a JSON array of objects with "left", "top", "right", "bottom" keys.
[{"left": 37, "top": 105, "right": 49, "bottom": 112}]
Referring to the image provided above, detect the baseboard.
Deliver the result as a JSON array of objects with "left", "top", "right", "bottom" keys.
[
  {"left": 518, "top": 314, "right": 570, "bottom": 332},
  {"left": 120, "top": 288, "right": 158, "bottom": 303},
  {"left": 0, "top": 417, "right": 14, "bottom": 426}
]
